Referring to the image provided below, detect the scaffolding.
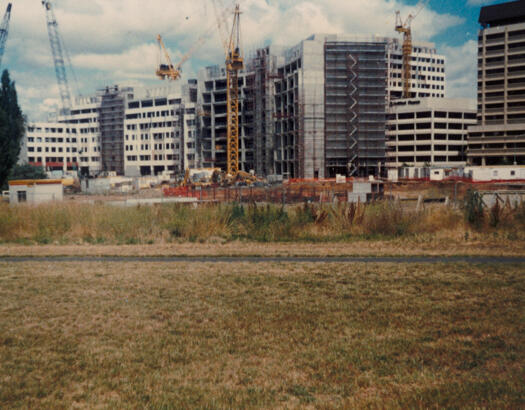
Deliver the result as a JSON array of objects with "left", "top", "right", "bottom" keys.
[
  {"left": 98, "top": 86, "right": 129, "bottom": 174},
  {"left": 324, "top": 41, "right": 387, "bottom": 177}
]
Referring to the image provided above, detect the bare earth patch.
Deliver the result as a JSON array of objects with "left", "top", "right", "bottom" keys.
[{"left": 0, "top": 261, "right": 523, "bottom": 408}]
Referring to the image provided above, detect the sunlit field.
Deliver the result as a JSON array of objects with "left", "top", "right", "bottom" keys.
[{"left": 1, "top": 261, "right": 523, "bottom": 408}]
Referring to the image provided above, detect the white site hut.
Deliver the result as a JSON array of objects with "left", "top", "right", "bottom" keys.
[{"left": 8, "top": 179, "right": 63, "bottom": 205}]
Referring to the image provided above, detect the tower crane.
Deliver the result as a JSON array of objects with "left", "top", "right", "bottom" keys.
[
  {"left": 0, "top": 3, "right": 12, "bottom": 70},
  {"left": 225, "top": 5, "right": 243, "bottom": 176},
  {"left": 42, "top": 0, "right": 73, "bottom": 115},
  {"left": 211, "top": 2, "right": 243, "bottom": 175},
  {"left": 156, "top": 34, "right": 180, "bottom": 80},
  {"left": 395, "top": 0, "right": 429, "bottom": 98},
  {"left": 156, "top": 3, "right": 236, "bottom": 81}
]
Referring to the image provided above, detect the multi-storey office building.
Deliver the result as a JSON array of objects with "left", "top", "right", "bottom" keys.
[
  {"left": 468, "top": 0, "right": 525, "bottom": 166},
  {"left": 22, "top": 83, "right": 198, "bottom": 177},
  {"left": 198, "top": 33, "right": 446, "bottom": 178},
  {"left": 387, "top": 38, "right": 446, "bottom": 100},
  {"left": 68, "top": 95, "right": 103, "bottom": 175},
  {"left": 197, "top": 66, "right": 255, "bottom": 172},
  {"left": 386, "top": 98, "right": 477, "bottom": 168},
  {"left": 22, "top": 122, "right": 81, "bottom": 173}
]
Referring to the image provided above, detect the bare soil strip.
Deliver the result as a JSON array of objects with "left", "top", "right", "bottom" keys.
[
  {"left": 1, "top": 240, "right": 524, "bottom": 258},
  {"left": 2, "top": 255, "right": 525, "bottom": 264}
]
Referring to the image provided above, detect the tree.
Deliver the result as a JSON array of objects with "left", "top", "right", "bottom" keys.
[
  {"left": 8, "top": 163, "right": 47, "bottom": 181},
  {"left": 0, "top": 70, "right": 25, "bottom": 189}
]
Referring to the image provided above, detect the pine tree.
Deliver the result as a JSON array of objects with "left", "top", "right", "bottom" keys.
[{"left": 0, "top": 69, "right": 25, "bottom": 189}]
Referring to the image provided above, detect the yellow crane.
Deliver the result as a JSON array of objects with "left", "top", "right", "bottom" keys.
[
  {"left": 156, "top": 4, "right": 235, "bottom": 81},
  {"left": 156, "top": 34, "right": 179, "bottom": 80},
  {"left": 211, "top": 1, "right": 243, "bottom": 175},
  {"left": 395, "top": 0, "right": 429, "bottom": 98},
  {"left": 225, "top": 5, "right": 243, "bottom": 176}
]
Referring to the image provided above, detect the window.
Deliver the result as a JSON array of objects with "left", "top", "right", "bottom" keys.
[{"left": 17, "top": 190, "right": 27, "bottom": 203}]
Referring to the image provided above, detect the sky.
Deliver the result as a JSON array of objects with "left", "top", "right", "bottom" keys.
[{"left": 1, "top": 0, "right": 506, "bottom": 121}]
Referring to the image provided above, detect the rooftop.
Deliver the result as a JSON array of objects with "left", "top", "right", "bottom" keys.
[{"left": 479, "top": 0, "right": 525, "bottom": 28}]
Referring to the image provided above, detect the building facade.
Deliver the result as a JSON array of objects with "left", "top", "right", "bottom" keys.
[
  {"left": 387, "top": 38, "right": 446, "bottom": 100},
  {"left": 23, "top": 33, "right": 447, "bottom": 180},
  {"left": 22, "top": 83, "right": 198, "bottom": 177},
  {"left": 387, "top": 98, "right": 477, "bottom": 168},
  {"left": 197, "top": 33, "right": 446, "bottom": 179},
  {"left": 23, "top": 122, "right": 82, "bottom": 173},
  {"left": 468, "top": 0, "right": 525, "bottom": 166},
  {"left": 197, "top": 66, "right": 255, "bottom": 172}
]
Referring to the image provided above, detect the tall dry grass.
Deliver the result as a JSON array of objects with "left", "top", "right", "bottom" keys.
[{"left": 0, "top": 200, "right": 523, "bottom": 244}]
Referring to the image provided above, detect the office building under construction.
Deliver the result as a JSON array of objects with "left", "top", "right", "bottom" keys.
[{"left": 197, "top": 33, "right": 446, "bottom": 178}]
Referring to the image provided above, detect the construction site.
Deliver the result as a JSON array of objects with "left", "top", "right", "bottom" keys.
[
  {"left": 7, "top": 1, "right": 521, "bottom": 206},
  {"left": 1, "top": 2, "right": 525, "bottom": 409}
]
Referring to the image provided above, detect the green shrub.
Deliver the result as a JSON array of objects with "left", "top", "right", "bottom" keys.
[{"left": 463, "top": 189, "right": 484, "bottom": 229}]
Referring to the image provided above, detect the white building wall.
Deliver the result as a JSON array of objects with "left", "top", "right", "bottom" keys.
[
  {"left": 387, "top": 98, "right": 476, "bottom": 168},
  {"left": 22, "top": 122, "right": 79, "bottom": 173},
  {"left": 9, "top": 182, "right": 63, "bottom": 204},
  {"left": 123, "top": 92, "right": 184, "bottom": 177},
  {"left": 301, "top": 37, "right": 325, "bottom": 178},
  {"left": 388, "top": 39, "right": 446, "bottom": 100}
]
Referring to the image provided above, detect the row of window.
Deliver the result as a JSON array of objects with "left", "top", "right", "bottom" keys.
[
  {"left": 125, "top": 132, "right": 179, "bottom": 141},
  {"left": 27, "top": 137, "right": 77, "bottom": 143},
  {"left": 127, "top": 98, "right": 184, "bottom": 109},
  {"left": 28, "top": 146, "right": 79, "bottom": 153},
  {"left": 390, "top": 64, "right": 445, "bottom": 73},
  {"left": 125, "top": 121, "right": 191, "bottom": 130},
  {"left": 125, "top": 154, "right": 180, "bottom": 162},
  {"left": 27, "top": 127, "right": 97, "bottom": 134},
  {"left": 124, "top": 143, "right": 178, "bottom": 151},
  {"left": 28, "top": 156, "right": 79, "bottom": 163},
  {"left": 387, "top": 134, "right": 465, "bottom": 141},
  {"left": 389, "top": 112, "right": 477, "bottom": 120},
  {"left": 393, "top": 123, "right": 469, "bottom": 130},
  {"left": 391, "top": 82, "right": 445, "bottom": 90}
]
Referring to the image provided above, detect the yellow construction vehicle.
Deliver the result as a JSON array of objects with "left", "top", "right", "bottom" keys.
[{"left": 181, "top": 168, "right": 223, "bottom": 187}]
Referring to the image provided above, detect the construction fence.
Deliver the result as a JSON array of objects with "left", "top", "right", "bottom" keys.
[{"left": 163, "top": 183, "right": 383, "bottom": 204}]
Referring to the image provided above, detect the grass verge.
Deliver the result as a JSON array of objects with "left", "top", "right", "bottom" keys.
[
  {"left": 0, "top": 261, "right": 523, "bottom": 408},
  {"left": 1, "top": 200, "right": 525, "bottom": 245}
]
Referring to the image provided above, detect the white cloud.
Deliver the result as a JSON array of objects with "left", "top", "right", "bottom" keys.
[
  {"left": 467, "top": 0, "right": 496, "bottom": 5},
  {"left": 5, "top": 0, "right": 472, "bottom": 119},
  {"left": 441, "top": 40, "right": 477, "bottom": 99}
]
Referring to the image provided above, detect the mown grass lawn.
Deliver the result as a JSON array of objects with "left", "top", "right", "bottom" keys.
[{"left": 0, "top": 261, "right": 523, "bottom": 408}]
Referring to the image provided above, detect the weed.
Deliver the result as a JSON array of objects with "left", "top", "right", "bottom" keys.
[
  {"left": 0, "top": 200, "right": 524, "bottom": 244},
  {"left": 489, "top": 200, "right": 502, "bottom": 227},
  {"left": 463, "top": 189, "right": 484, "bottom": 229}
]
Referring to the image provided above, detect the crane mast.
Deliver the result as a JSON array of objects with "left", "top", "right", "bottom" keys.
[
  {"left": 394, "top": 0, "right": 429, "bottom": 99},
  {"left": 395, "top": 11, "right": 412, "bottom": 98},
  {"left": 42, "top": 0, "right": 72, "bottom": 115},
  {"left": 0, "top": 3, "right": 12, "bottom": 70},
  {"left": 226, "top": 4, "right": 243, "bottom": 176}
]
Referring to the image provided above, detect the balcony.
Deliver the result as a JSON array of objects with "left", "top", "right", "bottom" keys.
[
  {"left": 508, "top": 46, "right": 525, "bottom": 55},
  {"left": 508, "top": 57, "right": 525, "bottom": 66}
]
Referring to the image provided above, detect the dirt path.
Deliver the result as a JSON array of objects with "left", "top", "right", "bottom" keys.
[{"left": 2, "top": 255, "right": 525, "bottom": 264}]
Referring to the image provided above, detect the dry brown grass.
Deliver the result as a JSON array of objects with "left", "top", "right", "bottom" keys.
[
  {"left": 0, "top": 261, "right": 523, "bottom": 408},
  {"left": 0, "top": 231, "right": 524, "bottom": 258},
  {"left": 1, "top": 201, "right": 525, "bottom": 247}
]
